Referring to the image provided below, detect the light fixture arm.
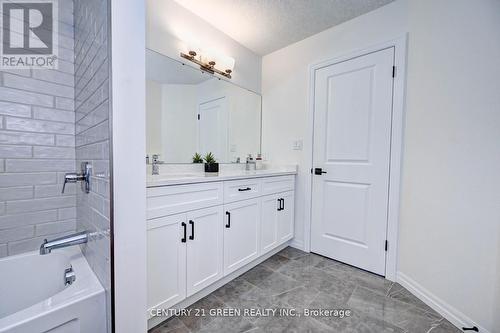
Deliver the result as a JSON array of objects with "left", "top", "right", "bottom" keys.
[{"left": 180, "top": 51, "right": 232, "bottom": 79}]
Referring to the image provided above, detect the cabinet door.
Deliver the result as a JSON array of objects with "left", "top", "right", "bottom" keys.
[
  {"left": 260, "top": 194, "right": 280, "bottom": 253},
  {"left": 186, "top": 206, "right": 224, "bottom": 296},
  {"left": 147, "top": 214, "right": 186, "bottom": 316},
  {"left": 278, "top": 191, "right": 295, "bottom": 243},
  {"left": 224, "top": 198, "right": 261, "bottom": 275}
]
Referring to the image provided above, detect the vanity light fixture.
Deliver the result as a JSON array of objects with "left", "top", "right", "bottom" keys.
[{"left": 180, "top": 50, "right": 234, "bottom": 79}]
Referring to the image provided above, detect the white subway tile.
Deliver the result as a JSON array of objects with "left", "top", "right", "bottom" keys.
[
  {"left": 0, "top": 172, "right": 57, "bottom": 187},
  {"left": 32, "top": 69, "right": 74, "bottom": 87},
  {"left": 6, "top": 117, "right": 74, "bottom": 135},
  {"left": 55, "top": 97, "right": 74, "bottom": 110},
  {"left": 0, "top": 145, "right": 32, "bottom": 158},
  {"left": 35, "top": 183, "right": 75, "bottom": 197},
  {"left": 35, "top": 219, "right": 76, "bottom": 236},
  {"left": 0, "top": 186, "right": 33, "bottom": 200},
  {"left": 6, "top": 159, "right": 76, "bottom": 172},
  {"left": 0, "top": 101, "right": 31, "bottom": 118},
  {"left": 0, "top": 130, "right": 55, "bottom": 146},
  {"left": 58, "top": 207, "right": 76, "bottom": 220},
  {"left": 0, "top": 225, "right": 34, "bottom": 243},
  {"left": 0, "top": 87, "right": 53, "bottom": 107},
  {"left": 3, "top": 74, "right": 74, "bottom": 98},
  {"left": 56, "top": 134, "right": 75, "bottom": 147},
  {"left": 0, "top": 210, "right": 58, "bottom": 229},
  {"left": 6, "top": 196, "right": 75, "bottom": 214},
  {"left": 0, "top": 244, "right": 6, "bottom": 257},
  {"left": 33, "top": 146, "right": 76, "bottom": 159},
  {"left": 33, "top": 107, "right": 75, "bottom": 123}
]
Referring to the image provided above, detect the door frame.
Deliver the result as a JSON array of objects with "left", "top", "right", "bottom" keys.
[{"left": 303, "top": 35, "right": 408, "bottom": 281}]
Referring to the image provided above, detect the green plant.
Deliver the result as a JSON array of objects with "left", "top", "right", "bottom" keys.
[
  {"left": 204, "top": 152, "right": 217, "bottom": 164},
  {"left": 192, "top": 153, "right": 203, "bottom": 163}
]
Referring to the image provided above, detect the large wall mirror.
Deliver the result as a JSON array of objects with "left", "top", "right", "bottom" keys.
[{"left": 146, "top": 49, "right": 262, "bottom": 164}]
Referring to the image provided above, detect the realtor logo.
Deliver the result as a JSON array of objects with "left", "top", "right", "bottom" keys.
[{"left": 0, "top": 0, "right": 58, "bottom": 68}]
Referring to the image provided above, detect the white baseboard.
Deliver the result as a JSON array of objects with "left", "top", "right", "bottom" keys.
[
  {"left": 289, "top": 239, "right": 305, "bottom": 251},
  {"left": 396, "top": 271, "right": 489, "bottom": 333}
]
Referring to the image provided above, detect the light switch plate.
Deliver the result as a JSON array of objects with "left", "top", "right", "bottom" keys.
[{"left": 292, "top": 140, "right": 303, "bottom": 150}]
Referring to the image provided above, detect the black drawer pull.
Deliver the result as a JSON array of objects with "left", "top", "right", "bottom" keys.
[
  {"left": 225, "top": 211, "right": 231, "bottom": 228},
  {"left": 181, "top": 222, "right": 187, "bottom": 243},
  {"left": 238, "top": 187, "right": 251, "bottom": 192},
  {"left": 281, "top": 198, "right": 285, "bottom": 211},
  {"left": 189, "top": 220, "right": 194, "bottom": 240},
  {"left": 277, "top": 198, "right": 282, "bottom": 211}
]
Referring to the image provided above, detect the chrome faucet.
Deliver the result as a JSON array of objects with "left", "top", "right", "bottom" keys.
[
  {"left": 151, "top": 154, "right": 162, "bottom": 175},
  {"left": 40, "top": 231, "right": 89, "bottom": 255}
]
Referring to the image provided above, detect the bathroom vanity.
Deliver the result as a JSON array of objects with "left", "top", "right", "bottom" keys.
[{"left": 146, "top": 167, "right": 296, "bottom": 327}]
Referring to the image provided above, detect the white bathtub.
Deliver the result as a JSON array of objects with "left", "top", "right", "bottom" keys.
[{"left": 0, "top": 247, "right": 106, "bottom": 333}]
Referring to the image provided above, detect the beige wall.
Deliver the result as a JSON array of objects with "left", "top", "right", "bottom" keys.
[{"left": 262, "top": 0, "right": 500, "bottom": 331}]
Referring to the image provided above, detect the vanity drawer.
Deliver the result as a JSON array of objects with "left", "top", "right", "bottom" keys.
[
  {"left": 262, "top": 175, "right": 295, "bottom": 195},
  {"left": 147, "top": 182, "right": 223, "bottom": 219},
  {"left": 223, "top": 178, "right": 262, "bottom": 203}
]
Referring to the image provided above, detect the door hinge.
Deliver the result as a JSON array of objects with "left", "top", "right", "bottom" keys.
[
  {"left": 385, "top": 240, "right": 389, "bottom": 251},
  {"left": 197, "top": 114, "right": 200, "bottom": 120},
  {"left": 392, "top": 66, "right": 396, "bottom": 78}
]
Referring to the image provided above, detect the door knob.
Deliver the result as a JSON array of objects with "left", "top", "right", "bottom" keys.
[{"left": 314, "top": 168, "right": 327, "bottom": 175}]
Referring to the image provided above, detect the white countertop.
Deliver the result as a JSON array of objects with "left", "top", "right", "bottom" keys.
[{"left": 146, "top": 165, "right": 297, "bottom": 187}]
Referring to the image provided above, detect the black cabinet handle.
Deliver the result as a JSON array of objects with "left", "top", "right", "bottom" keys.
[
  {"left": 277, "top": 198, "right": 282, "bottom": 211},
  {"left": 281, "top": 198, "right": 285, "bottom": 211},
  {"left": 238, "top": 187, "right": 251, "bottom": 192},
  {"left": 189, "top": 220, "right": 194, "bottom": 240},
  {"left": 225, "top": 211, "right": 231, "bottom": 228},
  {"left": 181, "top": 222, "right": 187, "bottom": 243}
]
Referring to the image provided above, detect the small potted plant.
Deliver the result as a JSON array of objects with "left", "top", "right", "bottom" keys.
[
  {"left": 203, "top": 152, "right": 219, "bottom": 173},
  {"left": 192, "top": 152, "right": 203, "bottom": 163}
]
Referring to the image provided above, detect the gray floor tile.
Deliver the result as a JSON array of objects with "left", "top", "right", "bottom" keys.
[
  {"left": 196, "top": 315, "right": 255, "bottom": 333},
  {"left": 347, "top": 286, "right": 441, "bottom": 332},
  {"left": 250, "top": 271, "right": 303, "bottom": 296},
  {"left": 260, "top": 254, "right": 290, "bottom": 271},
  {"left": 315, "top": 259, "right": 392, "bottom": 295},
  {"left": 428, "top": 319, "right": 463, "bottom": 333},
  {"left": 388, "top": 283, "right": 440, "bottom": 316},
  {"left": 284, "top": 316, "right": 335, "bottom": 333},
  {"left": 275, "top": 286, "right": 321, "bottom": 308},
  {"left": 240, "top": 265, "right": 275, "bottom": 286},
  {"left": 150, "top": 317, "right": 189, "bottom": 333},
  {"left": 178, "top": 294, "right": 224, "bottom": 331},
  {"left": 291, "top": 253, "right": 328, "bottom": 267},
  {"left": 277, "top": 246, "right": 308, "bottom": 259},
  {"left": 149, "top": 251, "right": 460, "bottom": 333},
  {"left": 213, "top": 277, "right": 255, "bottom": 304}
]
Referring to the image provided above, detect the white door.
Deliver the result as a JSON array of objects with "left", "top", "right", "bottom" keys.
[
  {"left": 260, "top": 194, "right": 280, "bottom": 253},
  {"left": 310, "top": 48, "right": 394, "bottom": 275},
  {"left": 223, "top": 199, "right": 260, "bottom": 275},
  {"left": 186, "top": 206, "right": 224, "bottom": 296},
  {"left": 147, "top": 214, "right": 186, "bottom": 315},
  {"left": 198, "top": 97, "right": 228, "bottom": 162},
  {"left": 277, "top": 191, "right": 294, "bottom": 243}
]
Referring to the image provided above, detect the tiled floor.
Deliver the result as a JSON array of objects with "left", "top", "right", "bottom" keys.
[{"left": 150, "top": 247, "right": 461, "bottom": 333}]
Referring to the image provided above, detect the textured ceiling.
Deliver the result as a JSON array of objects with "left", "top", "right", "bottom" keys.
[{"left": 173, "top": 0, "right": 395, "bottom": 55}]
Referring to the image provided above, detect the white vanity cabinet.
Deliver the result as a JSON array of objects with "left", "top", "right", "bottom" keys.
[
  {"left": 223, "top": 198, "right": 261, "bottom": 275},
  {"left": 186, "top": 206, "right": 224, "bottom": 295},
  {"left": 147, "top": 214, "right": 186, "bottom": 313},
  {"left": 147, "top": 173, "right": 295, "bottom": 319}
]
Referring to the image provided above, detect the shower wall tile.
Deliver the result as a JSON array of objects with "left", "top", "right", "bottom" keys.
[
  {"left": 0, "top": 0, "right": 75, "bottom": 256},
  {"left": 74, "top": 0, "right": 112, "bottom": 331}
]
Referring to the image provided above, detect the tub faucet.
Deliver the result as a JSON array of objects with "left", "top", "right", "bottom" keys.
[{"left": 40, "top": 231, "right": 89, "bottom": 255}]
